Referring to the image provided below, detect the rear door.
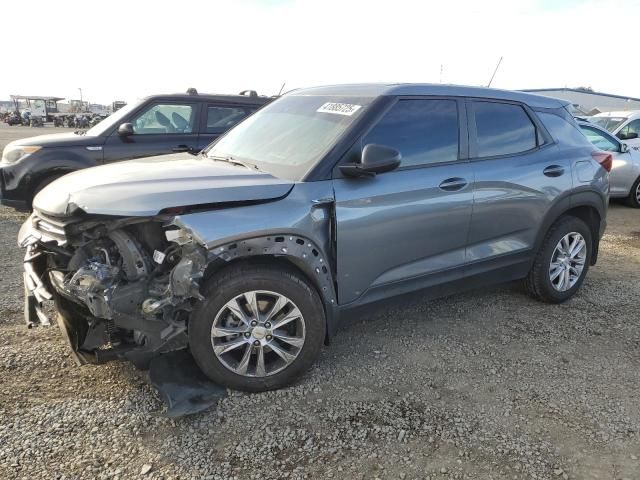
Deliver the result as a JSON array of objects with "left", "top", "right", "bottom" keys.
[
  {"left": 465, "top": 100, "right": 572, "bottom": 271},
  {"left": 102, "top": 102, "right": 200, "bottom": 162},
  {"left": 333, "top": 97, "right": 474, "bottom": 304},
  {"left": 197, "top": 104, "right": 260, "bottom": 150}
]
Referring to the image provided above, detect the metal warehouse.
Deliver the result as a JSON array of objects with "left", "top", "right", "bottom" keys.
[{"left": 522, "top": 88, "right": 640, "bottom": 115}]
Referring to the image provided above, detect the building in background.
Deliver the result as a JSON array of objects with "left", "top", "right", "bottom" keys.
[{"left": 523, "top": 88, "right": 640, "bottom": 115}]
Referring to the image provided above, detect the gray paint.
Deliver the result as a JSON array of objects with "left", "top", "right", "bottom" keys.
[
  {"left": 33, "top": 153, "right": 293, "bottom": 217},
  {"left": 173, "top": 182, "right": 334, "bottom": 253},
  {"left": 333, "top": 163, "right": 473, "bottom": 303},
  {"left": 28, "top": 83, "right": 608, "bottom": 311}
]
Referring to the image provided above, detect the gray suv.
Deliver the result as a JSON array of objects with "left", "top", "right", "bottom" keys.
[{"left": 19, "top": 84, "right": 609, "bottom": 391}]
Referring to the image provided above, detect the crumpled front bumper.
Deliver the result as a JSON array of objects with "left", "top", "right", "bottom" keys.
[
  {"left": 20, "top": 220, "right": 93, "bottom": 365},
  {"left": 19, "top": 218, "right": 55, "bottom": 327}
]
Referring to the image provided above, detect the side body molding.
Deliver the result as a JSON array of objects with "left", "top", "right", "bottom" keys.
[{"left": 171, "top": 181, "right": 341, "bottom": 337}]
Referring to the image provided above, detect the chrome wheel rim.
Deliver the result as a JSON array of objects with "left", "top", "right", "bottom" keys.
[
  {"left": 635, "top": 181, "right": 640, "bottom": 203},
  {"left": 549, "top": 232, "right": 587, "bottom": 292},
  {"left": 211, "top": 290, "right": 306, "bottom": 377}
]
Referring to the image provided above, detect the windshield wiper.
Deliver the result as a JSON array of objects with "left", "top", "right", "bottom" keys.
[{"left": 208, "top": 154, "right": 261, "bottom": 171}]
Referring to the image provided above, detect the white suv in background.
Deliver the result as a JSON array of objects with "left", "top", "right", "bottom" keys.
[{"left": 591, "top": 111, "right": 640, "bottom": 147}]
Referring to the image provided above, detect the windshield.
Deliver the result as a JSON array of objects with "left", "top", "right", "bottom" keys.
[
  {"left": 590, "top": 116, "right": 627, "bottom": 133},
  {"left": 85, "top": 100, "right": 142, "bottom": 136},
  {"left": 205, "top": 94, "right": 375, "bottom": 180}
]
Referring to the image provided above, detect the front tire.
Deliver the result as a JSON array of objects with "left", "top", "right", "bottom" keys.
[
  {"left": 626, "top": 176, "right": 640, "bottom": 208},
  {"left": 526, "top": 216, "right": 592, "bottom": 303},
  {"left": 189, "top": 263, "right": 326, "bottom": 392}
]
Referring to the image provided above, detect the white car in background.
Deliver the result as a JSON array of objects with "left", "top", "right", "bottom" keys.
[
  {"left": 578, "top": 120, "right": 640, "bottom": 207},
  {"left": 591, "top": 111, "right": 640, "bottom": 147}
]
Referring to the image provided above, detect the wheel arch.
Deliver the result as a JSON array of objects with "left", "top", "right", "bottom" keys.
[
  {"left": 27, "top": 151, "right": 97, "bottom": 203},
  {"left": 535, "top": 194, "right": 605, "bottom": 266},
  {"left": 201, "top": 234, "right": 339, "bottom": 343}
]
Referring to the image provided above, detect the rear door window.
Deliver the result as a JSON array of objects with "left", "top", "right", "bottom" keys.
[
  {"left": 472, "top": 101, "right": 537, "bottom": 158},
  {"left": 363, "top": 99, "right": 459, "bottom": 168},
  {"left": 206, "top": 105, "right": 257, "bottom": 133}
]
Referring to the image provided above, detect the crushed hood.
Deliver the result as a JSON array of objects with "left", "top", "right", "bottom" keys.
[{"left": 33, "top": 154, "right": 294, "bottom": 217}]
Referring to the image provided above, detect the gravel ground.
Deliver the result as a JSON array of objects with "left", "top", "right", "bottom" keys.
[{"left": 0, "top": 124, "right": 638, "bottom": 479}]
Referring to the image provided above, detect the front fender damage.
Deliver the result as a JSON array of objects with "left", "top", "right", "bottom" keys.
[{"left": 170, "top": 188, "right": 339, "bottom": 339}]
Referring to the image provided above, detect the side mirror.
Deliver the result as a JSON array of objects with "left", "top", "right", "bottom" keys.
[
  {"left": 117, "top": 122, "right": 134, "bottom": 136},
  {"left": 621, "top": 142, "right": 630, "bottom": 153},
  {"left": 340, "top": 144, "right": 402, "bottom": 178}
]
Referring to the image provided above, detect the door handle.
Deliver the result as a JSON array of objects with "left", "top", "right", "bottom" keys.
[
  {"left": 438, "top": 177, "right": 468, "bottom": 191},
  {"left": 543, "top": 165, "right": 565, "bottom": 177},
  {"left": 172, "top": 145, "right": 191, "bottom": 153}
]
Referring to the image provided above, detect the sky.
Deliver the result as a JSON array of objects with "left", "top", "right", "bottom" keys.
[{"left": 1, "top": 0, "right": 639, "bottom": 105}]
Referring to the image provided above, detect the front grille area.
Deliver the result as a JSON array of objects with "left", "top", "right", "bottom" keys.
[{"left": 31, "top": 210, "right": 80, "bottom": 245}]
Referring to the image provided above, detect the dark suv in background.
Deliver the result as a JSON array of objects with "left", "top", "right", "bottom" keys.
[{"left": 0, "top": 89, "right": 271, "bottom": 210}]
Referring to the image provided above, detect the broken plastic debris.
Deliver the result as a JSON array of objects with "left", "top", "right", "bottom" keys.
[{"left": 148, "top": 350, "right": 227, "bottom": 417}]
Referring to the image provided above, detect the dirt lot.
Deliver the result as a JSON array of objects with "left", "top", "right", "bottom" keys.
[{"left": 0, "top": 123, "right": 638, "bottom": 479}]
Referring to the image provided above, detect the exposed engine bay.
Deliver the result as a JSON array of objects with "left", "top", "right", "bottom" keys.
[{"left": 20, "top": 210, "right": 209, "bottom": 368}]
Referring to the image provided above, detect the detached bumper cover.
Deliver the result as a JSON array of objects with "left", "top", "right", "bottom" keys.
[
  {"left": 19, "top": 213, "right": 71, "bottom": 327},
  {"left": 22, "top": 247, "right": 54, "bottom": 327}
]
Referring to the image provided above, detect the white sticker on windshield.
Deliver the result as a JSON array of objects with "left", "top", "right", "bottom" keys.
[{"left": 317, "top": 102, "right": 362, "bottom": 116}]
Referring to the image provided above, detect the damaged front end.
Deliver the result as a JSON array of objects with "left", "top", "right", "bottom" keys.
[{"left": 19, "top": 209, "right": 208, "bottom": 368}]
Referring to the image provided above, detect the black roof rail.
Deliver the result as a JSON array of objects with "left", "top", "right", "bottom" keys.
[
  {"left": 186, "top": 88, "right": 198, "bottom": 95},
  {"left": 239, "top": 90, "right": 258, "bottom": 97}
]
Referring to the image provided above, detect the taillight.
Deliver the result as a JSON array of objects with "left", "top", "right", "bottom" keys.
[{"left": 592, "top": 151, "right": 613, "bottom": 172}]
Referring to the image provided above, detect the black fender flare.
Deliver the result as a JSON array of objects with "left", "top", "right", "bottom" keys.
[
  {"left": 206, "top": 234, "right": 340, "bottom": 341},
  {"left": 533, "top": 191, "right": 606, "bottom": 266}
]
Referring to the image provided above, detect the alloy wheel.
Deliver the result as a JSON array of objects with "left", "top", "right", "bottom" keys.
[
  {"left": 210, "top": 290, "right": 306, "bottom": 377},
  {"left": 549, "top": 232, "right": 587, "bottom": 292}
]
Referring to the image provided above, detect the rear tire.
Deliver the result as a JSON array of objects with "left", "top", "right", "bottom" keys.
[
  {"left": 525, "top": 216, "right": 592, "bottom": 303},
  {"left": 626, "top": 176, "right": 640, "bottom": 208},
  {"left": 189, "top": 263, "right": 326, "bottom": 392}
]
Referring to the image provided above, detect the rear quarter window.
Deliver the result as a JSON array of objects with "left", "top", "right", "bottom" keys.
[{"left": 537, "top": 112, "right": 592, "bottom": 147}]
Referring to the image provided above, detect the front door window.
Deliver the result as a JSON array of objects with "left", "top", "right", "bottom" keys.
[{"left": 131, "top": 104, "right": 196, "bottom": 134}]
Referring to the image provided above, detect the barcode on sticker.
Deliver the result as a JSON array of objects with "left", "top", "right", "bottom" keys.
[
  {"left": 317, "top": 102, "right": 362, "bottom": 116},
  {"left": 153, "top": 250, "right": 166, "bottom": 264}
]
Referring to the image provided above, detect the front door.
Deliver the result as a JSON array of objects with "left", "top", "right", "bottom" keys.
[
  {"left": 616, "top": 119, "right": 640, "bottom": 148},
  {"left": 102, "top": 102, "right": 200, "bottom": 162},
  {"left": 333, "top": 98, "right": 474, "bottom": 305}
]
